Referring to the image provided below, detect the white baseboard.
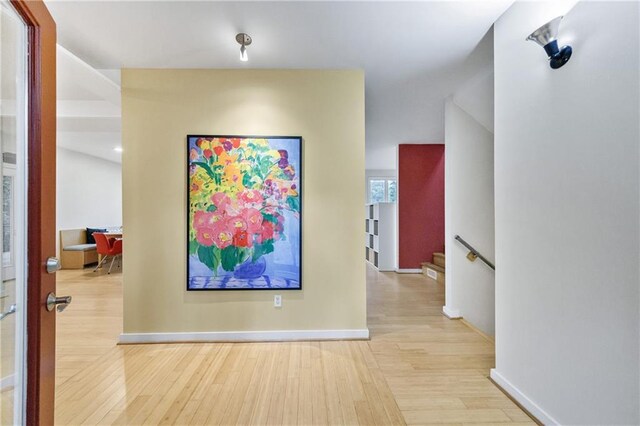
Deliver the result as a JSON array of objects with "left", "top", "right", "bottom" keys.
[
  {"left": 395, "top": 268, "right": 422, "bottom": 274},
  {"left": 490, "top": 369, "right": 558, "bottom": 425},
  {"left": 0, "top": 374, "right": 14, "bottom": 391},
  {"left": 442, "top": 305, "right": 462, "bottom": 319},
  {"left": 119, "top": 328, "right": 370, "bottom": 344}
]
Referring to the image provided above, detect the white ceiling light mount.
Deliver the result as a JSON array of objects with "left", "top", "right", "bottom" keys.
[{"left": 236, "top": 33, "right": 252, "bottom": 62}]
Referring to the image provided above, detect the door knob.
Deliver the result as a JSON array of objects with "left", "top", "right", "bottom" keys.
[
  {"left": 46, "top": 293, "right": 72, "bottom": 312},
  {"left": 46, "top": 257, "right": 61, "bottom": 274}
]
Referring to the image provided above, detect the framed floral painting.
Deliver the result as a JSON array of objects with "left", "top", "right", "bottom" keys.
[{"left": 187, "top": 135, "right": 302, "bottom": 290}]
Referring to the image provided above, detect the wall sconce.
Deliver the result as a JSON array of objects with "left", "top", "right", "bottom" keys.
[
  {"left": 527, "top": 16, "right": 572, "bottom": 69},
  {"left": 236, "top": 33, "right": 252, "bottom": 62}
]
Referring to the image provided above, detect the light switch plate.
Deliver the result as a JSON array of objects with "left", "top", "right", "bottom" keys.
[{"left": 274, "top": 294, "right": 282, "bottom": 308}]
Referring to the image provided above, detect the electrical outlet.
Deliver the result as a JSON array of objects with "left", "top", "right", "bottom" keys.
[{"left": 274, "top": 294, "right": 282, "bottom": 308}]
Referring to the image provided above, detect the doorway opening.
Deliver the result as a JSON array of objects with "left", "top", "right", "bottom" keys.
[{"left": 53, "top": 42, "right": 124, "bottom": 416}]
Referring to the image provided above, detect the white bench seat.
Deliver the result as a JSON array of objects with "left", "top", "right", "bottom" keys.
[{"left": 60, "top": 229, "right": 98, "bottom": 269}]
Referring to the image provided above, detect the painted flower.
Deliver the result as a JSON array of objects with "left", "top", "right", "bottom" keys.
[
  {"left": 190, "top": 148, "right": 200, "bottom": 161},
  {"left": 227, "top": 216, "right": 248, "bottom": 233},
  {"left": 283, "top": 166, "right": 295, "bottom": 178},
  {"left": 203, "top": 149, "right": 213, "bottom": 159},
  {"left": 233, "top": 230, "right": 252, "bottom": 248},
  {"left": 197, "top": 138, "right": 211, "bottom": 150},
  {"left": 257, "top": 221, "right": 275, "bottom": 243},
  {"left": 240, "top": 190, "right": 264, "bottom": 205},
  {"left": 190, "top": 174, "right": 205, "bottom": 194},
  {"left": 224, "top": 163, "right": 242, "bottom": 182},
  {"left": 217, "top": 151, "right": 238, "bottom": 166},
  {"left": 280, "top": 181, "right": 298, "bottom": 197},
  {"left": 211, "top": 192, "right": 231, "bottom": 209},
  {"left": 211, "top": 224, "right": 233, "bottom": 249},
  {"left": 222, "top": 200, "right": 242, "bottom": 217},
  {"left": 277, "top": 149, "right": 289, "bottom": 169},
  {"left": 196, "top": 226, "right": 216, "bottom": 247},
  {"left": 222, "top": 139, "right": 233, "bottom": 151},
  {"left": 242, "top": 208, "right": 263, "bottom": 233},
  {"left": 194, "top": 210, "right": 224, "bottom": 229}
]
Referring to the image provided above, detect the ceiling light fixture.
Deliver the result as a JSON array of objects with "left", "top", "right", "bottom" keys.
[
  {"left": 527, "top": 16, "right": 572, "bottom": 69},
  {"left": 236, "top": 33, "right": 252, "bottom": 62},
  {"left": 114, "top": 146, "right": 123, "bottom": 152}
]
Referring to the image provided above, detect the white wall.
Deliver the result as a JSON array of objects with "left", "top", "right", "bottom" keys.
[
  {"left": 444, "top": 100, "right": 495, "bottom": 335},
  {"left": 57, "top": 147, "right": 122, "bottom": 250},
  {"left": 451, "top": 27, "right": 495, "bottom": 134},
  {"left": 443, "top": 26, "right": 495, "bottom": 335},
  {"left": 493, "top": 1, "right": 639, "bottom": 424}
]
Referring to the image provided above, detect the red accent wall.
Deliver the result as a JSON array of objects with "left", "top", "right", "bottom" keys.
[{"left": 398, "top": 144, "right": 445, "bottom": 269}]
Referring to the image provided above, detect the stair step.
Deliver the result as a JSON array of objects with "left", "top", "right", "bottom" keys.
[
  {"left": 421, "top": 262, "right": 444, "bottom": 274},
  {"left": 421, "top": 262, "right": 445, "bottom": 285},
  {"left": 433, "top": 252, "right": 445, "bottom": 268}
]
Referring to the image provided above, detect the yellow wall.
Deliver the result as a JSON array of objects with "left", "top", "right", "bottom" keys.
[{"left": 121, "top": 69, "right": 366, "bottom": 334}]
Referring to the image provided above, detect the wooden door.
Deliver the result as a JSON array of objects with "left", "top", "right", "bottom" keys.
[{"left": 8, "top": 1, "right": 57, "bottom": 424}]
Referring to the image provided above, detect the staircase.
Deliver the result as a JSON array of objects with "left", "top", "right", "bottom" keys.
[{"left": 422, "top": 252, "right": 445, "bottom": 285}]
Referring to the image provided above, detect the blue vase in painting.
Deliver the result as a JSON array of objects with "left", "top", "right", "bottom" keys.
[{"left": 233, "top": 257, "right": 267, "bottom": 279}]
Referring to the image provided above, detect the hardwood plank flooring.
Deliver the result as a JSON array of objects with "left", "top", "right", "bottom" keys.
[{"left": 53, "top": 265, "right": 531, "bottom": 425}]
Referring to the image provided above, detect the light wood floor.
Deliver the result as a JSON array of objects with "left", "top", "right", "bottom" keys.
[{"left": 53, "top": 265, "right": 532, "bottom": 425}]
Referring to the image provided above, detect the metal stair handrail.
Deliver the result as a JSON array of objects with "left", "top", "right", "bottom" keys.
[{"left": 454, "top": 235, "right": 495, "bottom": 271}]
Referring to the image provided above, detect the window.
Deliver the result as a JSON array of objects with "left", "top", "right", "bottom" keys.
[
  {"left": 368, "top": 178, "right": 397, "bottom": 203},
  {"left": 369, "top": 179, "right": 386, "bottom": 203},
  {"left": 387, "top": 179, "right": 397, "bottom": 203}
]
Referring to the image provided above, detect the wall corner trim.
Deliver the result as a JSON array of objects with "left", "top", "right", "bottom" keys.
[
  {"left": 118, "top": 329, "right": 370, "bottom": 344},
  {"left": 442, "top": 306, "right": 462, "bottom": 319},
  {"left": 490, "top": 369, "right": 559, "bottom": 426},
  {"left": 395, "top": 268, "right": 423, "bottom": 274}
]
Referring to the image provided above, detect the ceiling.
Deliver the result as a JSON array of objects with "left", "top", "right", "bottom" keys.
[
  {"left": 48, "top": 1, "right": 511, "bottom": 169},
  {"left": 57, "top": 45, "right": 122, "bottom": 163}
]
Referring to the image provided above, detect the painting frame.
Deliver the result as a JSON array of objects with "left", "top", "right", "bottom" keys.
[{"left": 186, "top": 134, "right": 303, "bottom": 291}]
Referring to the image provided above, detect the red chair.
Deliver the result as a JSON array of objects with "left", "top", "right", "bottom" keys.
[{"left": 93, "top": 233, "right": 123, "bottom": 274}]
